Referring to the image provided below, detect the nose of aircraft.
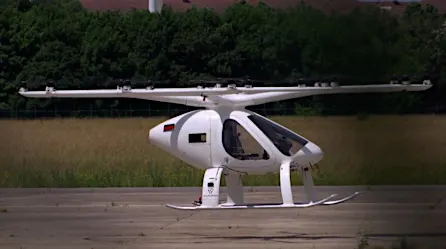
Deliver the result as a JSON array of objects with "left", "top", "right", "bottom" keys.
[
  {"left": 147, "top": 126, "right": 164, "bottom": 148},
  {"left": 148, "top": 128, "right": 154, "bottom": 144},
  {"left": 148, "top": 128, "right": 156, "bottom": 142}
]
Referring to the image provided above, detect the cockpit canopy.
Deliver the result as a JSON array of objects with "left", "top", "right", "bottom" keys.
[
  {"left": 247, "top": 114, "right": 309, "bottom": 156},
  {"left": 222, "top": 113, "right": 309, "bottom": 161}
]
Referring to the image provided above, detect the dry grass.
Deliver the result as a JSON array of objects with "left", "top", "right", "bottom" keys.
[{"left": 0, "top": 115, "right": 445, "bottom": 187}]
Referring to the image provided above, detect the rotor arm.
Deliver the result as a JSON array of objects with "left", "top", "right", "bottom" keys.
[
  {"left": 18, "top": 87, "right": 237, "bottom": 98},
  {"left": 17, "top": 87, "right": 236, "bottom": 107},
  {"left": 232, "top": 83, "right": 433, "bottom": 106}
]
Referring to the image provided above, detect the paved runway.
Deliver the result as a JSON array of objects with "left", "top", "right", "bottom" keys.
[{"left": 0, "top": 186, "right": 445, "bottom": 249}]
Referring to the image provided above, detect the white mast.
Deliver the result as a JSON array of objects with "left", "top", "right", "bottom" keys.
[{"left": 148, "top": 0, "right": 163, "bottom": 13}]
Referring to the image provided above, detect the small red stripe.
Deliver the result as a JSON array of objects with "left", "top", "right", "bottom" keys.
[{"left": 163, "top": 124, "right": 175, "bottom": 132}]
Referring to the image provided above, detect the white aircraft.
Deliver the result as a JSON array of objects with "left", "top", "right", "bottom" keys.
[{"left": 18, "top": 76, "right": 432, "bottom": 210}]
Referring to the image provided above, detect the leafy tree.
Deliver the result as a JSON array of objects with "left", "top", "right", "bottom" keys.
[{"left": 0, "top": 0, "right": 444, "bottom": 117}]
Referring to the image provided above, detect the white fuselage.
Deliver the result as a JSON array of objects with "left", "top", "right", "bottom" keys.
[{"left": 148, "top": 109, "right": 324, "bottom": 175}]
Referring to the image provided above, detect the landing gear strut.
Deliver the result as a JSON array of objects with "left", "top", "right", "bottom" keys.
[{"left": 167, "top": 164, "right": 360, "bottom": 210}]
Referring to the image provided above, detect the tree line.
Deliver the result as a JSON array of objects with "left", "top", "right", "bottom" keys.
[{"left": 1, "top": 0, "right": 445, "bottom": 118}]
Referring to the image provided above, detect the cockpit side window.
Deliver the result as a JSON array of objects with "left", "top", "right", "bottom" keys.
[
  {"left": 247, "top": 114, "right": 308, "bottom": 156},
  {"left": 222, "top": 119, "right": 270, "bottom": 160}
]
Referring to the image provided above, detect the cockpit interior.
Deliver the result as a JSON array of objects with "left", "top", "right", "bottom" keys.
[{"left": 222, "top": 114, "right": 309, "bottom": 160}]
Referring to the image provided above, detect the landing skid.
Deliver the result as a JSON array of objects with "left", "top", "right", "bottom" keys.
[
  {"left": 166, "top": 164, "right": 360, "bottom": 211},
  {"left": 323, "top": 191, "right": 360, "bottom": 205},
  {"left": 167, "top": 194, "right": 337, "bottom": 210},
  {"left": 166, "top": 192, "right": 360, "bottom": 210}
]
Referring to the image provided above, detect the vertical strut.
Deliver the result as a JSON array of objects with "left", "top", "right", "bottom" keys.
[
  {"left": 280, "top": 162, "right": 294, "bottom": 206},
  {"left": 201, "top": 167, "right": 223, "bottom": 207},
  {"left": 223, "top": 173, "right": 244, "bottom": 206},
  {"left": 300, "top": 166, "right": 318, "bottom": 203}
]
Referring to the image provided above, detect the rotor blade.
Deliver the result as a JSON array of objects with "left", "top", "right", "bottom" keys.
[
  {"left": 19, "top": 81, "right": 432, "bottom": 100},
  {"left": 18, "top": 87, "right": 239, "bottom": 99},
  {"left": 228, "top": 82, "right": 433, "bottom": 106},
  {"left": 239, "top": 83, "right": 432, "bottom": 94}
]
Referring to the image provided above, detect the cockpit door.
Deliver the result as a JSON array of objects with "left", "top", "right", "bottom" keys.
[{"left": 218, "top": 115, "right": 276, "bottom": 170}]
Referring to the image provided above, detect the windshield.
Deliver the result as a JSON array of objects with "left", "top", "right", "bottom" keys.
[{"left": 247, "top": 114, "right": 308, "bottom": 156}]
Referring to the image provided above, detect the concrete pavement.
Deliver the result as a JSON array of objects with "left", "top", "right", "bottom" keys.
[{"left": 0, "top": 186, "right": 445, "bottom": 249}]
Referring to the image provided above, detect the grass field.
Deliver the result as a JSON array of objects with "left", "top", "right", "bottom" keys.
[{"left": 1, "top": 115, "right": 445, "bottom": 187}]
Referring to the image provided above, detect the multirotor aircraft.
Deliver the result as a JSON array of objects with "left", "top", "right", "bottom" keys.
[{"left": 18, "top": 75, "right": 433, "bottom": 210}]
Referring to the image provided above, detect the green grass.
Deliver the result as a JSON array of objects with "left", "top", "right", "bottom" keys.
[{"left": 1, "top": 115, "right": 445, "bottom": 187}]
